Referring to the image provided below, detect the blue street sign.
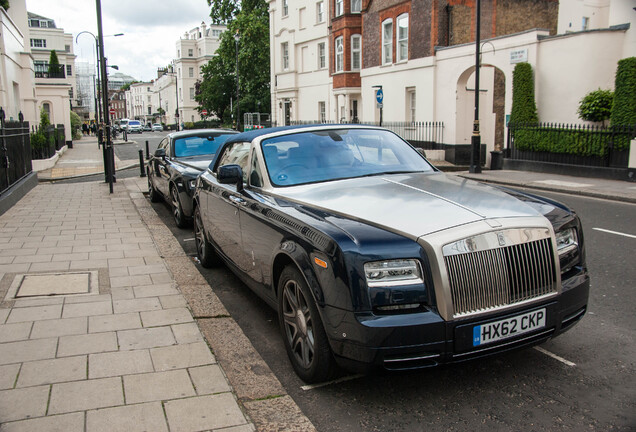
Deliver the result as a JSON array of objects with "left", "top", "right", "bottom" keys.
[{"left": 375, "top": 89, "right": 384, "bottom": 104}]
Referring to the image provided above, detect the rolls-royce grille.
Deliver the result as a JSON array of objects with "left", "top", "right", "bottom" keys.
[{"left": 444, "top": 238, "right": 557, "bottom": 317}]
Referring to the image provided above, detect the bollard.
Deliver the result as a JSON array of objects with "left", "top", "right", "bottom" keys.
[
  {"left": 145, "top": 140, "right": 150, "bottom": 160},
  {"left": 139, "top": 149, "right": 146, "bottom": 177}
]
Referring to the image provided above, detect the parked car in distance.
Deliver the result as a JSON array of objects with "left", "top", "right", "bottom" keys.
[
  {"left": 147, "top": 129, "right": 239, "bottom": 228},
  {"left": 193, "top": 125, "right": 590, "bottom": 383},
  {"left": 128, "top": 120, "right": 143, "bottom": 133},
  {"left": 119, "top": 119, "right": 129, "bottom": 131},
  {"left": 143, "top": 124, "right": 152, "bottom": 131},
  {"left": 152, "top": 123, "right": 163, "bottom": 131}
]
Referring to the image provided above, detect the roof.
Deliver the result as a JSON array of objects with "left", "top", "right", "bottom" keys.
[
  {"left": 224, "top": 124, "right": 384, "bottom": 145},
  {"left": 27, "top": 12, "right": 57, "bottom": 28}
]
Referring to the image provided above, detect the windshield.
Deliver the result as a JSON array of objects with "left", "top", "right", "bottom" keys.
[
  {"left": 261, "top": 129, "right": 434, "bottom": 187},
  {"left": 174, "top": 134, "right": 236, "bottom": 157}
]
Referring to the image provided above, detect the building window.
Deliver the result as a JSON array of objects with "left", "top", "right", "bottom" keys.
[
  {"left": 351, "top": 0, "right": 361, "bottom": 13},
  {"left": 148, "top": 106, "right": 152, "bottom": 115},
  {"left": 318, "top": 42, "right": 326, "bottom": 69},
  {"left": 351, "top": 35, "right": 361, "bottom": 70},
  {"left": 69, "top": 88, "right": 73, "bottom": 99},
  {"left": 188, "top": 48, "right": 193, "bottom": 57},
  {"left": 407, "top": 88, "right": 416, "bottom": 122},
  {"left": 319, "top": 101, "right": 326, "bottom": 122},
  {"left": 335, "top": 36, "right": 343, "bottom": 72},
  {"left": 397, "top": 14, "right": 409, "bottom": 62},
  {"left": 66, "top": 65, "right": 72, "bottom": 76},
  {"left": 281, "top": 42, "right": 289, "bottom": 70},
  {"left": 189, "top": 88, "right": 195, "bottom": 100},
  {"left": 282, "top": 0, "right": 289, "bottom": 17},
  {"left": 30, "top": 39, "right": 46, "bottom": 48},
  {"left": 316, "top": 1, "right": 324, "bottom": 23},
  {"left": 65, "top": 45, "right": 70, "bottom": 52},
  {"left": 382, "top": 19, "right": 393, "bottom": 65},
  {"left": 212, "top": 29, "right": 221, "bottom": 38},
  {"left": 335, "top": 0, "right": 343, "bottom": 17},
  {"left": 582, "top": 16, "right": 590, "bottom": 30},
  {"left": 189, "top": 67, "right": 194, "bottom": 78}
]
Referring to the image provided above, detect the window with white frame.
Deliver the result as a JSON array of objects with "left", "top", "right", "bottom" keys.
[
  {"left": 351, "top": 0, "right": 361, "bottom": 13},
  {"left": 66, "top": 65, "right": 72, "bottom": 76},
  {"left": 282, "top": 0, "right": 289, "bottom": 17},
  {"left": 407, "top": 88, "right": 416, "bottom": 122},
  {"left": 30, "top": 39, "right": 46, "bottom": 48},
  {"left": 188, "top": 48, "right": 193, "bottom": 57},
  {"left": 582, "top": 16, "right": 590, "bottom": 30},
  {"left": 335, "top": 0, "right": 343, "bottom": 17},
  {"left": 335, "top": 36, "right": 344, "bottom": 72},
  {"left": 316, "top": 1, "right": 325, "bottom": 23},
  {"left": 397, "top": 14, "right": 409, "bottom": 62},
  {"left": 281, "top": 42, "right": 289, "bottom": 70},
  {"left": 318, "top": 42, "right": 326, "bottom": 69},
  {"left": 190, "top": 88, "right": 195, "bottom": 100},
  {"left": 189, "top": 67, "right": 194, "bottom": 78},
  {"left": 351, "top": 35, "right": 361, "bottom": 70},
  {"left": 382, "top": 19, "right": 393, "bottom": 65},
  {"left": 319, "top": 101, "right": 326, "bottom": 122}
]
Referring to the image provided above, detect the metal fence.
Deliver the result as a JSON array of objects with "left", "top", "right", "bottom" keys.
[
  {"left": 0, "top": 113, "right": 32, "bottom": 196},
  {"left": 285, "top": 120, "right": 445, "bottom": 145},
  {"left": 506, "top": 122, "right": 635, "bottom": 168},
  {"left": 31, "top": 124, "right": 66, "bottom": 160}
]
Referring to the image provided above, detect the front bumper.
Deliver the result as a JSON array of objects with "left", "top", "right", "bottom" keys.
[{"left": 323, "top": 268, "right": 589, "bottom": 372}]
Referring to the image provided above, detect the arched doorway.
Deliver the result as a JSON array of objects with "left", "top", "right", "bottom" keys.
[{"left": 455, "top": 65, "right": 506, "bottom": 164}]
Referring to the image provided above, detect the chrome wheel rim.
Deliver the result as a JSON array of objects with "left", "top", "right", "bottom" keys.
[
  {"left": 194, "top": 209, "right": 204, "bottom": 257},
  {"left": 171, "top": 188, "right": 181, "bottom": 222},
  {"left": 282, "top": 279, "right": 314, "bottom": 368}
]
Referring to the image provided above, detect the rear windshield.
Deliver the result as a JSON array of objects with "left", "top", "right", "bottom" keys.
[{"left": 174, "top": 134, "right": 236, "bottom": 157}]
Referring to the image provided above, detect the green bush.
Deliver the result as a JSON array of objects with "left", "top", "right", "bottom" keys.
[
  {"left": 29, "top": 131, "right": 47, "bottom": 149},
  {"left": 610, "top": 57, "right": 636, "bottom": 127},
  {"left": 70, "top": 111, "right": 82, "bottom": 140},
  {"left": 510, "top": 63, "right": 538, "bottom": 125},
  {"left": 578, "top": 89, "right": 613, "bottom": 123},
  {"left": 184, "top": 122, "right": 195, "bottom": 130}
]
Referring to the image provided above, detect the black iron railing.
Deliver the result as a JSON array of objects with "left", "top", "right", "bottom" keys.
[{"left": 0, "top": 109, "right": 32, "bottom": 195}]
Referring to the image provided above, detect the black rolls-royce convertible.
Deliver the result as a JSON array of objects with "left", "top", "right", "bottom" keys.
[
  {"left": 192, "top": 125, "right": 589, "bottom": 383},
  {"left": 146, "top": 129, "right": 238, "bottom": 227}
]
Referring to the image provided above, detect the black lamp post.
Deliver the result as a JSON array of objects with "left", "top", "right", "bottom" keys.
[
  {"left": 469, "top": 0, "right": 482, "bottom": 173},
  {"left": 234, "top": 32, "right": 240, "bottom": 131}
]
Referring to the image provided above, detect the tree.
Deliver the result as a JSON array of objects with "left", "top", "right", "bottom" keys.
[
  {"left": 510, "top": 62, "right": 538, "bottom": 125},
  {"left": 48, "top": 50, "right": 61, "bottom": 76},
  {"left": 121, "top": 81, "right": 139, "bottom": 91},
  {"left": 610, "top": 57, "right": 636, "bottom": 126},
  {"left": 577, "top": 89, "right": 613, "bottom": 124},
  {"left": 1, "top": 0, "right": 9, "bottom": 10},
  {"left": 207, "top": 0, "right": 267, "bottom": 23},
  {"left": 70, "top": 111, "right": 82, "bottom": 139},
  {"left": 197, "top": 1, "right": 270, "bottom": 126}
]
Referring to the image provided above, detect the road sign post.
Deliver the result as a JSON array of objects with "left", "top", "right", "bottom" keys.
[{"left": 373, "top": 86, "right": 383, "bottom": 127}]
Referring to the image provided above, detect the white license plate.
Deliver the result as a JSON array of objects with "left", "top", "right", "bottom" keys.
[{"left": 473, "top": 308, "right": 546, "bottom": 347}]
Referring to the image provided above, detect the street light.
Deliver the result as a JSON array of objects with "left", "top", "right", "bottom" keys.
[
  {"left": 469, "top": 0, "right": 482, "bottom": 174},
  {"left": 234, "top": 32, "right": 240, "bottom": 131}
]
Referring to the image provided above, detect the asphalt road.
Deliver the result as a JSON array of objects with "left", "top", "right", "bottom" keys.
[{"left": 77, "top": 165, "right": 636, "bottom": 431}]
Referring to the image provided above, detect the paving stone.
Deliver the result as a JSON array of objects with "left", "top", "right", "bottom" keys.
[
  {"left": 89, "top": 312, "right": 141, "bottom": 333},
  {"left": 123, "top": 369, "right": 196, "bottom": 404},
  {"left": 57, "top": 332, "right": 118, "bottom": 357},
  {"left": 164, "top": 393, "right": 248, "bottom": 432},
  {"left": 140, "top": 307, "right": 193, "bottom": 327},
  {"left": 28, "top": 262, "right": 71, "bottom": 273},
  {"left": 110, "top": 275, "right": 152, "bottom": 288},
  {"left": 108, "top": 267, "right": 129, "bottom": 277},
  {"left": 6, "top": 304, "right": 62, "bottom": 323},
  {"left": 62, "top": 301, "right": 113, "bottom": 318},
  {"left": 64, "top": 294, "right": 112, "bottom": 304},
  {"left": 118, "top": 327, "right": 175, "bottom": 351},
  {"left": 0, "top": 385, "right": 49, "bottom": 423},
  {"left": 159, "top": 295, "right": 188, "bottom": 309},
  {"left": 0, "top": 364, "right": 20, "bottom": 390},
  {"left": 13, "top": 297, "right": 64, "bottom": 308},
  {"left": 89, "top": 350, "right": 153, "bottom": 379},
  {"left": 69, "top": 259, "right": 109, "bottom": 270},
  {"left": 17, "top": 355, "right": 87, "bottom": 387},
  {"left": 127, "top": 264, "right": 167, "bottom": 276},
  {"left": 123, "top": 249, "right": 160, "bottom": 259},
  {"left": 49, "top": 377, "right": 124, "bottom": 414},
  {"left": 72, "top": 245, "right": 107, "bottom": 253},
  {"left": 189, "top": 364, "right": 232, "bottom": 395},
  {"left": 151, "top": 273, "right": 173, "bottom": 285},
  {"left": 13, "top": 254, "right": 52, "bottom": 263},
  {"left": 0, "top": 321, "right": 32, "bottom": 342},
  {"left": 0, "top": 338, "right": 57, "bottom": 365},
  {"left": 171, "top": 322, "right": 204, "bottom": 345},
  {"left": 0, "top": 411, "right": 85, "bottom": 432},
  {"left": 31, "top": 317, "right": 87, "bottom": 339},
  {"left": 90, "top": 251, "right": 124, "bottom": 260},
  {"left": 133, "top": 284, "right": 179, "bottom": 298},
  {"left": 86, "top": 402, "right": 168, "bottom": 432},
  {"left": 110, "top": 287, "right": 135, "bottom": 300},
  {"left": 108, "top": 257, "right": 145, "bottom": 268},
  {"left": 52, "top": 252, "right": 89, "bottom": 262},
  {"left": 150, "top": 342, "right": 215, "bottom": 371},
  {"left": 0, "top": 308, "right": 8, "bottom": 324},
  {"left": 113, "top": 297, "right": 161, "bottom": 313}
]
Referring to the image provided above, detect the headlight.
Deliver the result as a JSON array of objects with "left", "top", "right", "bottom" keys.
[
  {"left": 188, "top": 179, "right": 197, "bottom": 189},
  {"left": 364, "top": 259, "right": 423, "bottom": 287},
  {"left": 556, "top": 228, "right": 578, "bottom": 255}
]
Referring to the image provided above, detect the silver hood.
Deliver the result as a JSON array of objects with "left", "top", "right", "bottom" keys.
[{"left": 275, "top": 172, "right": 546, "bottom": 239}]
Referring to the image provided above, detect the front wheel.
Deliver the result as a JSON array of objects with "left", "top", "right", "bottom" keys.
[
  {"left": 194, "top": 206, "right": 220, "bottom": 268},
  {"left": 170, "top": 185, "right": 188, "bottom": 228},
  {"left": 278, "top": 266, "right": 336, "bottom": 383}
]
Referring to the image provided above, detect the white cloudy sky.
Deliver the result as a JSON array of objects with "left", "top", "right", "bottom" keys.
[{"left": 25, "top": 0, "right": 214, "bottom": 82}]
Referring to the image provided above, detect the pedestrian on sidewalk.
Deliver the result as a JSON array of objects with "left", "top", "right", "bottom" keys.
[{"left": 82, "top": 122, "right": 88, "bottom": 136}]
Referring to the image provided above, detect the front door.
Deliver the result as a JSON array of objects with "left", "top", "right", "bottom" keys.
[{"left": 284, "top": 101, "right": 291, "bottom": 126}]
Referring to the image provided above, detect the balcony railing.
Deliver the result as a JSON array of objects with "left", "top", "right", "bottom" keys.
[{"left": 35, "top": 69, "right": 66, "bottom": 79}]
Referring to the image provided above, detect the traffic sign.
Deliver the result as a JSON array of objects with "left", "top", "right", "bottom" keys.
[
  {"left": 201, "top": 109, "right": 208, "bottom": 116},
  {"left": 375, "top": 88, "right": 384, "bottom": 104},
  {"left": 109, "top": 108, "right": 115, "bottom": 115}
]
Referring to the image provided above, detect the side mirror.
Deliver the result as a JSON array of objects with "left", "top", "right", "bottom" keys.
[
  {"left": 218, "top": 164, "right": 243, "bottom": 191},
  {"left": 154, "top": 148, "right": 166, "bottom": 159}
]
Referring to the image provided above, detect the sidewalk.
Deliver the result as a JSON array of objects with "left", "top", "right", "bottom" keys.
[
  {"left": 0, "top": 178, "right": 315, "bottom": 431},
  {"left": 37, "top": 136, "right": 139, "bottom": 181}
]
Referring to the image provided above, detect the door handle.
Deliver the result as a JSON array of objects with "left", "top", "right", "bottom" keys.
[{"left": 229, "top": 195, "right": 247, "bottom": 206}]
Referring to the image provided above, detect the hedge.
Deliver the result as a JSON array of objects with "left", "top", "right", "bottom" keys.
[{"left": 610, "top": 57, "right": 636, "bottom": 126}]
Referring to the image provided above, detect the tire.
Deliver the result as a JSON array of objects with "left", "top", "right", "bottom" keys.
[
  {"left": 194, "top": 206, "right": 220, "bottom": 267},
  {"left": 278, "top": 265, "right": 336, "bottom": 383},
  {"left": 147, "top": 174, "right": 161, "bottom": 203},
  {"left": 170, "top": 185, "right": 188, "bottom": 228}
]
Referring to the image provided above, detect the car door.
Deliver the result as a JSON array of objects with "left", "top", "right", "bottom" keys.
[
  {"left": 204, "top": 141, "right": 252, "bottom": 271},
  {"left": 155, "top": 137, "right": 171, "bottom": 197}
]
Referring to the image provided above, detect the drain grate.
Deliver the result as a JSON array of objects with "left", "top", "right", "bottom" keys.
[{"left": 5, "top": 271, "right": 99, "bottom": 300}]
